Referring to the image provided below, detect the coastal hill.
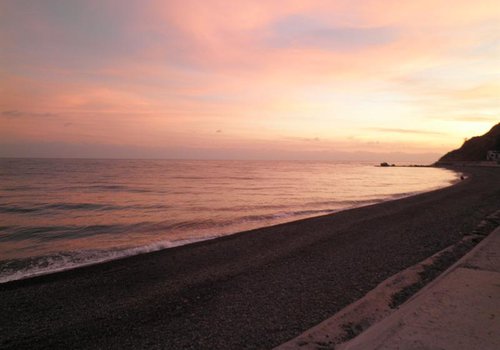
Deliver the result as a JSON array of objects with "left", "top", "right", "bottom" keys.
[{"left": 439, "top": 122, "right": 500, "bottom": 162}]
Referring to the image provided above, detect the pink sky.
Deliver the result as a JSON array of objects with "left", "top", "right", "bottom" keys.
[{"left": 1, "top": 0, "right": 499, "bottom": 162}]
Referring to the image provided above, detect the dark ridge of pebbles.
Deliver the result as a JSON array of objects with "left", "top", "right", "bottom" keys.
[{"left": 1, "top": 166, "right": 499, "bottom": 350}]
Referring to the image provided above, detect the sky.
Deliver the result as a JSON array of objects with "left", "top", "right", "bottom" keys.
[{"left": 1, "top": 0, "right": 499, "bottom": 162}]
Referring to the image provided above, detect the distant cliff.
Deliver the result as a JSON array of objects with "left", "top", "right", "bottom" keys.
[{"left": 439, "top": 123, "right": 500, "bottom": 162}]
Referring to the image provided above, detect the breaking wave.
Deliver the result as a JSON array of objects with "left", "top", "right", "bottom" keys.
[{"left": 0, "top": 158, "right": 461, "bottom": 283}]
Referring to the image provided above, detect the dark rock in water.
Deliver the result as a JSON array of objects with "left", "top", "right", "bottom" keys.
[
  {"left": 380, "top": 162, "right": 390, "bottom": 167},
  {"left": 439, "top": 123, "right": 500, "bottom": 162}
]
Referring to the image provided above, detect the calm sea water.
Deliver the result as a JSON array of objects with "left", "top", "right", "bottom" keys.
[{"left": 0, "top": 158, "right": 459, "bottom": 282}]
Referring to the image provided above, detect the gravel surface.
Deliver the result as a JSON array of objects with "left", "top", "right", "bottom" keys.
[{"left": 1, "top": 166, "right": 499, "bottom": 350}]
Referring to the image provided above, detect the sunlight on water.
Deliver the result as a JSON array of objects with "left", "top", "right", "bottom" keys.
[{"left": 0, "top": 159, "right": 460, "bottom": 282}]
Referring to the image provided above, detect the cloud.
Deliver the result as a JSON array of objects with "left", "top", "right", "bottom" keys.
[
  {"left": 267, "top": 16, "right": 398, "bottom": 51},
  {"left": 434, "top": 116, "right": 499, "bottom": 123},
  {"left": 1, "top": 110, "right": 58, "bottom": 119},
  {"left": 1, "top": 1, "right": 499, "bottom": 160},
  {"left": 283, "top": 136, "right": 322, "bottom": 143},
  {"left": 367, "top": 128, "right": 446, "bottom": 136},
  {"left": 1, "top": 110, "right": 23, "bottom": 118}
]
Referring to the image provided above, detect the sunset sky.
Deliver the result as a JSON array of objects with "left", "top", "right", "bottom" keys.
[{"left": 1, "top": 0, "right": 499, "bottom": 162}]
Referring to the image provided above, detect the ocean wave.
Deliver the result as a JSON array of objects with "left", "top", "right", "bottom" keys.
[
  {"left": 0, "top": 219, "right": 227, "bottom": 243},
  {"left": 57, "top": 184, "right": 159, "bottom": 193},
  {"left": 0, "top": 205, "right": 40, "bottom": 213},
  {"left": 0, "top": 206, "right": 365, "bottom": 283},
  {"left": 0, "top": 202, "right": 172, "bottom": 215},
  {"left": 0, "top": 159, "right": 461, "bottom": 284},
  {"left": 302, "top": 198, "right": 382, "bottom": 207},
  {"left": 0, "top": 205, "right": 342, "bottom": 244},
  {"left": 2, "top": 185, "right": 39, "bottom": 192},
  {"left": 236, "top": 208, "right": 337, "bottom": 223},
  {"left": 0, "top": 224, "right": 122, "bottom": 242},
  {"left": 0, "top": 237, "right": 216, "bottom": 284}
]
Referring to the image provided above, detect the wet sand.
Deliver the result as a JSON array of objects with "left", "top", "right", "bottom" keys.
[{"left": 1, "top": 166, "right": 499, "bottom": 350}]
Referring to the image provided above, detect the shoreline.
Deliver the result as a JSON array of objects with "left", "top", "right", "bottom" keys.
[
  {"left": 1, "top": 166, "right": 498, "bottom": 349},
  {"left": 0, "top": 167, "right": 462, "bottom": 285}
]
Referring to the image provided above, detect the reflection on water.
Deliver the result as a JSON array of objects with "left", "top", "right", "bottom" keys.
[{"left": 0, "top": 158, "right": 459, "bottom": 281}]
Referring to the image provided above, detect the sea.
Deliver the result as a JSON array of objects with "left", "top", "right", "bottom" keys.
[{"left": 0, "top": 158, "right": 460, "bottom": 283}]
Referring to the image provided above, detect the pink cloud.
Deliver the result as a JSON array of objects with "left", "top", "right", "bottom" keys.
[{"left": 1, "top": 0, "right": 499, "bottom": 160}]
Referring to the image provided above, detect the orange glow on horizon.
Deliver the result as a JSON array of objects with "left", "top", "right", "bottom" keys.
[{"left": 1, "top": 0, "right": 499, "bottom": 161}]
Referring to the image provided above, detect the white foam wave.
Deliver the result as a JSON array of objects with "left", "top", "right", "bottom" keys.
[
  {"left": 0, "top": 236, "right": 217, "bottom": 284},
  {"left": 0, "top": 174, "right": 461, "bottom": 284}
]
